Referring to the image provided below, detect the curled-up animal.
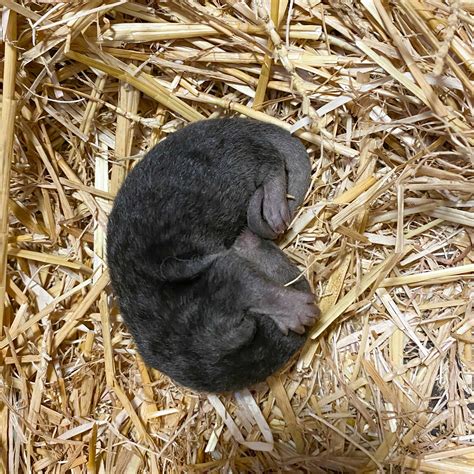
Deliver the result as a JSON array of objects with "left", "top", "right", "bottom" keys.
[{"left": 107, "top": 118, "right": 320, "bottom": 393}]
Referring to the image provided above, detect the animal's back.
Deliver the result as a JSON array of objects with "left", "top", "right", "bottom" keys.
[{"left": 108, "top": 118, "right": 288, "bottom": 265}]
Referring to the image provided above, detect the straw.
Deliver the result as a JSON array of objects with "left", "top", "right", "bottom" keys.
[{"left": 1, "top": 0, "right": 474, "bottom": 471}]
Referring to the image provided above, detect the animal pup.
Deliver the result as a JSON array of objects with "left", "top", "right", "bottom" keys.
[{"left": 107, "top": 117, "right": 320, "bottom": 392}]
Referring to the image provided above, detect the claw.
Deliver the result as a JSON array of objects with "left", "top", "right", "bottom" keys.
[
  {"left": 302, "top": 315, "right": 316, "bottom": 325},
  {"left": 293, "top": 324, "right": 306, "bottom": 335}
]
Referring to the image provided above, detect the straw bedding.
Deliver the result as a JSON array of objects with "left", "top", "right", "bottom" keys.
[{"left": 0, "top": 0, "right": 473, "bottom": 472}]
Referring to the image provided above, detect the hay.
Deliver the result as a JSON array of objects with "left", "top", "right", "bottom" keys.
[{"left": 1, "top": 0, "right": 473, "bottom": 472}]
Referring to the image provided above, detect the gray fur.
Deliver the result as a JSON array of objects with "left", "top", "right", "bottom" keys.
[{"left": 107, "top": 118, "right": 319, "bottom": 393}]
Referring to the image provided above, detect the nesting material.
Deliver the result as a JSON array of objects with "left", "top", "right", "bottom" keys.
[{"left": 1, "top": 0, "right": 473, "bottom": 472}]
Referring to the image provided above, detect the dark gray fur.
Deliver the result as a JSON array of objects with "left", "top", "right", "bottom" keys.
[{"left": 107, "top": 118, "right": 319, "bottom": 393}]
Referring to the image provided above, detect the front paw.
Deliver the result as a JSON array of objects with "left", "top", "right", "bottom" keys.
[{"left": 271, "top": 292, "right": 320, "bottom": 335}]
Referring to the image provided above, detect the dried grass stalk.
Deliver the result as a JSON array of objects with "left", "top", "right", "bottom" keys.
[{"left": 1, "top": 0, "right": 474, "bottom": 472}]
